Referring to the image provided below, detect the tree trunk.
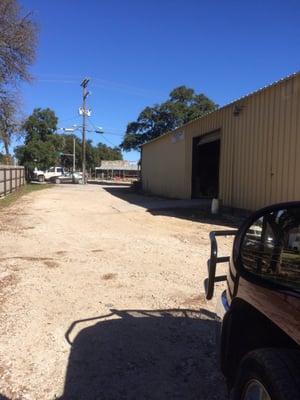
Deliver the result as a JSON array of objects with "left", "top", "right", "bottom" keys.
[{"left": 4, "top": 137, "right": 9, "bottom": 155}]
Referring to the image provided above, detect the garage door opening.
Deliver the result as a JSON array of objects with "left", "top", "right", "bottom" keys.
[{"left": 192, "top": 132, "right": 220, "bottom": 198}]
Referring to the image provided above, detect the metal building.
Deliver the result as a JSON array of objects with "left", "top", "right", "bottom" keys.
[
  {"left": 95, "top": 160, "right": 139, "bottom": 180},
  {"left": 141, "top": 72, "right": 300, "bottom": 211}
]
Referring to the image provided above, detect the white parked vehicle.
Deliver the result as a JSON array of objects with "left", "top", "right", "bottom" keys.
[
  {"left": 49, "top": 172, "right": 83, "bottom": 184},
  {"left": 33, "top": 166, "right": 64, "bottom": 182}
]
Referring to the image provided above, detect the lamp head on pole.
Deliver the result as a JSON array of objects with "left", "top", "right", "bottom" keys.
[{"left": 80, "top": 78, "right": 90, "bottom": 88}]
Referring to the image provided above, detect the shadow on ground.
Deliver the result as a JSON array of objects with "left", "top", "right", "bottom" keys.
[
  {"left": 58, "top": 308, "right": 226, "bottom": 400},
  {"left": 103, "top": 186, "right": 241, "bottom": 229},
  {"left": 88, "top": 180, "right": 131, "bottom": 187}
]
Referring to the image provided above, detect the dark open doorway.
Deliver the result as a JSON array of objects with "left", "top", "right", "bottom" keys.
[{"left": 192, "top": 131, "right": 220, "bottom": 198}]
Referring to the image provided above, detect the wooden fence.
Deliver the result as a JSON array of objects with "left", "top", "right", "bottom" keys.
[{"left": 0, "top": 165, "right": 25, "bottom": 198}]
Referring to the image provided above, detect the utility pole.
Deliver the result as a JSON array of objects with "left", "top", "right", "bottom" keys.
[
  {"left": 62, "top": 128, "right": 77, "bottom": 172},
  {"left": 80, "top": 78, "right": 90, "bottom": 184},
  {"left": 73, "top": 137, "right": 76, "bottom": 172}
]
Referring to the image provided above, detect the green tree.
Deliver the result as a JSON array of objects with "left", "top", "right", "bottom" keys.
[
  {"left": 59, "top": 134, "right": 82, "bottom": 170},
  {"left": 23, "top": 108, "right": 58, "bottom": 142},
  {"left": 94, "top": 143, "right": 122, "bottom": 162},
  {"left": 59, "top": 134, "right": 123, "bottom": 171},
  {"left": 121, "top": 85, "right": 217, "bottom": 151},
  {"left": 15, "top": 108, "right": 63, "bottom": 170},
  {"left": 15, "top": 138, "right": 61, "bottom": 170},
  {"left": 15, "top": 108, "right": 123, "bottom": 171}
]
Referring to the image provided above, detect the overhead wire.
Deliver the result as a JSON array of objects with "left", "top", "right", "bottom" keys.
[
  {"left": 101, "top": 135, "right": 118, "bottom": 147},
  {"left": 87, "top": 119, "right": 124, "bottom": 137},
  {"left": 86, "top": 120, "right": 120, "bottom": 147}
]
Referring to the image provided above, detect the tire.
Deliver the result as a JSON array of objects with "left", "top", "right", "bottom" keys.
[
  {"left": 55, "top": 178, "right": 61, "bottom": 184},
  {"left": 38, "top": 175, "right": 45, "bottom": 183},
  {"left": 230, "top": 349, "right": 300, "bottom": 400}
]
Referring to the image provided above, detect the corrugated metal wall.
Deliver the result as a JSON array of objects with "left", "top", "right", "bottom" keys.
[
  {"left": 142, "top": 131, "right": 186, "bottom": 198},
  {"left": 142, "top": 73, "right": 300, "bottom": 211}
]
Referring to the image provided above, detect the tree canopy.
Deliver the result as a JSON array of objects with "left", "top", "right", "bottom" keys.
[
  {"left": 15, "top": 108, "right": 122, "bottom": 171},
  {"left": 0, "top": 0, "right": 37, "bottom": 86},
  {"left": 15, "top": 108, "right": 63, "bottom": 170},
  {"left": 0, "top": 0, "right": 37, "bottom": 156},
  {"left": 61, "top": 135, "right": 122, "bottom": 171},
  {"left": 23, "top": 107, "right": 58, "bottom": 143},
  {"left": 121, "top": 85, "right": 217, "bottom": 151}
]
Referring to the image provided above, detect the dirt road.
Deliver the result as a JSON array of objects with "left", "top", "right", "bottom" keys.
[{"left": 0, "top": 184, "right": 236, "bottom": 399}]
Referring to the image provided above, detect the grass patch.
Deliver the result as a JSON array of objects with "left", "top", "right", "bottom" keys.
[{"left": 0, "top": 183, "right": 53, "bottom": 210}]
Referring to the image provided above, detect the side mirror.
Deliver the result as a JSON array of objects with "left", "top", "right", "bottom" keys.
[
  {"left": 205, "top": 230, "right": 238, "bottom": 300},
  {"left": 236, "top": 202, "right": 300, "bottom": 293}
]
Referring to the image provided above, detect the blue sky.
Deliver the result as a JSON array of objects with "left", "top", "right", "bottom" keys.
[{"left": 18, "top": 0, "right": 300, "bottom": 161}]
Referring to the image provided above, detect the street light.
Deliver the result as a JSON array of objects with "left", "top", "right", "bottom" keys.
[
  {"left": 95, "top": 127, "right": 104, "bottom": 134},
  {"left": 63, "top": 128, "right": 76, "bottom": 133}
]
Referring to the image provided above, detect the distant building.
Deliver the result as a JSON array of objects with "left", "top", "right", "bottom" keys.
[{"left": 95, "top": 160, "right": 139, "bottom": 180}]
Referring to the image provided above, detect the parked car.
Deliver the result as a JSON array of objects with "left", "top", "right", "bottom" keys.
[
  {"left": 49, "top": 172, "right": 83, "bottom": 184},
  {"left": 205, "top": 202, "right": 300, "bottom": 399},
  {"left": 32, "top": 166, "right": 64, "bottom": 182}
]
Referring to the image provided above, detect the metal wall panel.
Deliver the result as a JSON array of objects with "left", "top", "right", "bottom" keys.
[
  {"left": 142, "top": 73, "right": 300, "bottom": 210},
  {"left": 142, "top": 131, "right": 186, "bottom": 199}
]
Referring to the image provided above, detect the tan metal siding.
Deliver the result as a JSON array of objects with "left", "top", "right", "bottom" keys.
[
  {"left": 292, "top": 79, "right": 300, "bottom": 199},
  {"left": 142, "top": 73, "right": 300, "bottom": 210},
  {"left": 142, "top": 132, "right": 186, "bottom": 199}
]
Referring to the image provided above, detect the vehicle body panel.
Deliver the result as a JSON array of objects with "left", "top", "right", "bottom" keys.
[
  {"left": 226, "top": 263, "right": 300, "bottom": 344},
  {"left": 32, "top": 166, "right": 64, "bottom": 181},
  {"left": 49, "top": 172, "right": 82, "bottom": 184},
  {"left": 206, "top": 201, "right": 300, "bottom": 386}
]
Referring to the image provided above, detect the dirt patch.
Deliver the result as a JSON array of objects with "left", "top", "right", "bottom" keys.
[
  {"left": 0, "top": 185, "right": 233, "bottom": 399},
  {"left": 43, "top": 260, "right": 60, "bottom": 268},
  {"left": 0, "top": 272, "right": 15, "bottom": 291},
  {"left": 0, "top": 272, "right": 17, "bottom": 310},
  {"left": 56, "top": 251, "right": 67, "bottom": 256},
  {"left": 182, "top": 294, "right": 207, "bottom": 306},
  {"left": 102, "top": 272, "right": 117, "bottom": 280},
  {"left": 0, "top": 256, "right": 54, "bottom": 262}
]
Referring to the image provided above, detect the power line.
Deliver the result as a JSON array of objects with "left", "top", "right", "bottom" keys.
[
  {"left": 59, "top": 115, "right": 81, "bottom": 124},
  {"left": 88, "top": 119, "right": 124, "bottom": 137},
  {"left": 101, "top": 135, "right": 118, "bottom": 147},
  {"left": 104, "top": 131, "right": 124, "bottom": 137},
  {"left": 36, "top": 74, "right": 162, "bottom": 98}
]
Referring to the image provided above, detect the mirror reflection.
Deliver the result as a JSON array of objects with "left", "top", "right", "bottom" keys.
[{"left": 241, "top": 207, "right": 300, "bottom": 292}]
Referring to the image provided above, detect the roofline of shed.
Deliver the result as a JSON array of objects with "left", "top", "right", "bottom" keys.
[{"left": 141, "top": 70, "right": 300, "bottom": 147}]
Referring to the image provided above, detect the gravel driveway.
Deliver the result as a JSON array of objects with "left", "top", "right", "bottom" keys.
[{"left": 0, "top": 184, "right": 236, "bottom": 399}]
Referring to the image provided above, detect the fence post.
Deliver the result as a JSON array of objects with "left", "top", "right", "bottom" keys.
[
  {"left": 0, "top": 166, "right": 25, "bottom": 197},
  {"left": 9, "top": 168, "right": 12, "bottom": 193},
  {"left": 4, "top": 168, "right": 6, "bottom": 196}
]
